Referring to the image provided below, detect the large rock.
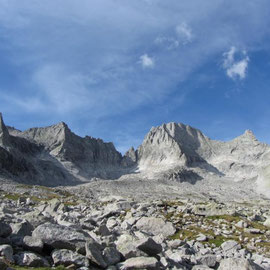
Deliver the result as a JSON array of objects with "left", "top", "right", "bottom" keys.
[
  {"left": 22, "top": 236, "right": 44, "bottom": 253},
  {"left": 11, "top": 221, "right": 33, "bottom": 236},
  {"left": 218, "top": 258, "right": 264, "bottom": 270},
  {"left": 52, "top": 249, "right": 89, "bottom": 267},
  {"left": 85, "top": 239, "right": 107, "bottom": 268},
  {"left": 135, "top": 217, "right": 176, "bottom": 238},
  {"left": 0, "top": 223, "right": 12, "bottom": 238},
  {"left": 32, "top": 223, "right": 89, "bottom": 251},
  {"left": 221, "top": 240, "right": 241, "bottom": 254},
  {"left": 14, "top": 251, "right": 50, "bottom": 267},
  {"left": 136, "top": 237, "right": 162, "bottom": 256},
  {"left": 116, "top": 234, "right": 146, "bottom": 259},
  {"left": 0, "top": 244, "right": 14, "bottom": 263},
  {"left": 103, "top": 247, "right": 121, "bottom": 266},
  {"left": 118, "top": 256, "right": 159, "bottom": 270}
]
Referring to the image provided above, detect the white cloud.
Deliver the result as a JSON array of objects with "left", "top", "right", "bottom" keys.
[
  {"left": 175, "top": 22, "right": 192, "bottom": 44},
  {"left": 223, "top": 47, "right": 249, "bottom": 80},
  {"left": 139, "top": 54, "right": 155, "bottom": 68}
]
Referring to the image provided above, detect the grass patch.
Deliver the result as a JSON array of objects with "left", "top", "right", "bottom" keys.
[{"left": 206, "top": 214, "right": 241, "bottom": 223}]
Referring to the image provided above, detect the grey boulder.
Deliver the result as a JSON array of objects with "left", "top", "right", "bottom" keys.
[
  {"left": 118, "top": 256, "right": 159, "bottom": 270},
  {"left": 218, "top": 258, "right": 264, "bottom": 270},
  {"left": 22, "top": 236, "right": 44, "bottom": 253},
  {"left": 0, "top": 223, "right": 12, "bottom": 238},
  {"left": 14, "top": 251, "right": 50, "bottom": 267},
  {"left": 52, "top": 249, "right": 89, "bottom": 267},
  {"left": 0, "top": 244, "right": 14, "bottom": 263},
  {"left": 32, "top": 223, "right": 89, "bottom": 251},
  {"left": 85, "top": 239, "right": 107, "bottom": 269},
  {"left": 135, "top": 217, "right": 176, "bottom": 238},
  {"left": 136, "top": 237, "right": 162, "bottom": 256}
]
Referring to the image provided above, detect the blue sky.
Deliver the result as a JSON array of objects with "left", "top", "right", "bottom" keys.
[{"left": 1, "top": 0, "right": 270, "bottom": 153}]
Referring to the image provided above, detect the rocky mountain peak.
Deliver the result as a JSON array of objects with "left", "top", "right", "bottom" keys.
[
  {"left": 0, "top": 112, "right": 10, "bottom": 146},
  {"left": 243, "top": 129, "right": 257, "bottom": 140}
]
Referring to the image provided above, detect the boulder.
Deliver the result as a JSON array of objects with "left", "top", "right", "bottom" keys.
[
  {"left": 14, "top": 251, "right": 50, "bottom": 267},
  {"left": 0, "top": 244, "right": 14, "bottom": 263},
  {"left": 221, "top": 240, "right": 241, "bottom": 254},
  {"left": 52, "top": 249, "right": 89, "bottom": 267},
  {"left": 32, "top": 223, "right": 89, "bottom": 251},
  {"left": 0, "top": 223, "right": 12, "bottom": 238},
  {"left": 197, "top": 255, "right": 217, "bottom": 268},
  {"left": 136, "top": 237, "right": 162, "bottom": 256},
  {"left": 103, "top": 246, "right": 121, "bottom": 265},
  {"left": 135, "top": 217, "right": 176, "bottom": 238},
  {"left": 218, "top": 258, "right": 264, "bottom": 270},
  {"left": 11, "top": 221, "right": 33, "bottom": 236},
  {"left": 118, "top": 256, "right": 159, "bottom": 270},
  {"left": 22, "top": 236, "right": 44, "bottom": 253},
  {"left": 116, "top": 234, "right": 146, "bottom": 259},
  {"left": 85, "top": 239, "right": 107, "bottom": 268}
]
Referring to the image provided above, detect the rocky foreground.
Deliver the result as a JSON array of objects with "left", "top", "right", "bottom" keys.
[{"left": 1, "top": 185, "right": 270, "bottom": 270}]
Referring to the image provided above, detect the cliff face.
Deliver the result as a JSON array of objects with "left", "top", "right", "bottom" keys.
[
  {"left": 0, "top": 114, "right": 126, "bottom": 186},
  {"left": 136, "top": 122, "right": 270, "bottom": 181}
]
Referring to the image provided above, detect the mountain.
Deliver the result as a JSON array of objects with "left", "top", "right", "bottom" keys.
[
  {"left": 0, "top": 113, "right": 128, "bottom": 186},
  {"left": 0, "top": 113, "right": 270, "bottom": 193},
  {"left": 135, "top": 122, "right": 270, "bottom": 182}
]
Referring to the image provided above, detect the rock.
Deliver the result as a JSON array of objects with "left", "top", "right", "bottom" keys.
[
  {"left": 236, "top": 220, "right": 248, "bottom": 228},
  {"left": 0, "top": 223, "right": 12, "bottom": 238},
  {"left": 32, "top": 223, "right": 89, "bottom": 251},
  {"left": 0, "top": 244, "right": 14, "bottom": 263},
  {"left": 97, "top": 225, "right": 111, "bottom": 236},
  {"left": 0, "top": 258, "right": 8, "bottom": 270},
  {"left": 102, "top": 247, "right": 121, "bottom": 265},
  {"left": 197, "top": 255, "right": 217, "bottom": 268},
  {"left": 135, "top": 217, "right": 176, "bottom": 238},
  {"left": 52, "top": 249, "right": 89, "bottom": 267},
  {"left": 221, "top": 240, "right": 241, "bottom": 253},
  {"left": 85, "top": 239, "right": 107, "bottom": 268},
  {"left": 218, "top": 258, "right": 264, "bottom": 270},
  {"left": 116, "top": 234, "right": 146, "bottom": 259},
  {"left": 136, "top": 237, "right": 162, "bottom": 256},
  {"left": 196, "top": 234, "right": 207, "bottom": 242},
  {"left": 192, "top": 266, "right": 213, "bottom": 270},
  {"left": 22, "top": 236, "right": 44, "bottom": 253},
  {"left": 118, "top": 256, "right": 158, "bottom": 270},
  {"left": 43, "top": 198, "right": 63, "bottom": 215},
  {"left": 11, "top": 221, "right": 33, "bottom": 236},
  {"left": 263, "top": 217, "right": 270, "bottom": 228},
  {"left": 14, "top": 251, "right": 50, "bottom": 267}
]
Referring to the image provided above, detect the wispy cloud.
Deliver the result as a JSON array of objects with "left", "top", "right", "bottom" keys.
[
  {"left": 175, "top": 22, "right": 193, "bottom": 44},
  {"left": 223, "top": 46, "right": 249, "bottom": 80},
  {"left": 0, "top": 0, "right": 270, "bottom": 150},
  {"left": 139, "top": 54, "right": 155, "bottom": 68}
]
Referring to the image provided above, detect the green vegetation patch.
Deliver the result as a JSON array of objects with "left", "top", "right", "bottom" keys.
[{"left": 206, "top": 214, "right": 241, "bottom": 223}]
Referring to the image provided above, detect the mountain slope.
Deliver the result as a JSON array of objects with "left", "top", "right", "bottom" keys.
[
  {"left": 0, "top": 114, "right": 128, "bottom": 186},
  {"left": 1, "top": 113, "right": 270, "bottom": 195}
]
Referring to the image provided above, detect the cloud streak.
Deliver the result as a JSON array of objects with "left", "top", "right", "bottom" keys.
[{"left": 0, "top": 0, "right": 270, "bottom": 150}]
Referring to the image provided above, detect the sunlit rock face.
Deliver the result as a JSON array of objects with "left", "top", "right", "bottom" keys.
[{"left": 0, "top": 112, "right": 270, "bottom": 199}]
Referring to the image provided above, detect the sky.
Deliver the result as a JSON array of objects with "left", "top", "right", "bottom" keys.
[{"left": 0, "top": 0, "right": 270, "bottom": 153}]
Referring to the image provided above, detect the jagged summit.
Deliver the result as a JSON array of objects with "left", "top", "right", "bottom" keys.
[{"left": 0, "top": 112, "right": 10, "bottom": 146}]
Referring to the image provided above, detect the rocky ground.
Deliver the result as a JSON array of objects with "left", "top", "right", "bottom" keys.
[{"left": 1, "top": 184, "right": 270, "bottom": 269}]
